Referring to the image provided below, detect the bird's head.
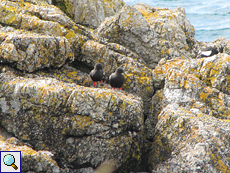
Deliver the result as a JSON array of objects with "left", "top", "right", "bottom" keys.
[
  {"left": 116, "top": 68, "right": 124, "bottom": 74},
  {"left": 95, "top": 63, "right": 103, "bottom": 70}
]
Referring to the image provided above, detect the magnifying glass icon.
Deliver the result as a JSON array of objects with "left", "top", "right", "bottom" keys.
[{"left": 3, "top": 154, "right": 18, "bottom": 170}]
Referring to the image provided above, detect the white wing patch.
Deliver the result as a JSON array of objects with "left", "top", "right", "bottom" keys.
[
  {"left": 202, "top": 50, "right": 212, "bottom": 56},
  {"left": 89, "top": 70, "right": 93, "bottom": 77}
]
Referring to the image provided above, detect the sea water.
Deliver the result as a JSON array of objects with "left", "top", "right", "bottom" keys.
[{"left": 123, "top": 0, "right": 230, "bottom": 42}]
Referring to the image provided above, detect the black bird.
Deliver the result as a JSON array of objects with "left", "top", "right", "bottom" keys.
[
  {"left": 90, "top": 63, "right": 104, "bottom": 87},
  {"left": 196, "top": 47, "right": 219, "bottom": 59},
  {"left": 109, "top": 68, "right": 125, "bottom": 90}
]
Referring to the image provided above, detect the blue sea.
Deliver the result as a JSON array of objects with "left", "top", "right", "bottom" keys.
[{"left": 124, "top": 0, "right": 230, "bottom": 42}]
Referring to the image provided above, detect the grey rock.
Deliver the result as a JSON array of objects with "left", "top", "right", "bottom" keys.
[
  {"left": 96, "top": 3, "right": 196, "bottom": 69},
  {"left": 0, "top": 0, "right": 230, "bottom": 172},
  {"left": 64, "top": 0, "right": 125, "bottom": 29},
  {"left": 0, "top": 72, "right": 143, "bottom": 172}
]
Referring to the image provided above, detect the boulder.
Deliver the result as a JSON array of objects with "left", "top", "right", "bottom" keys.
[
  {"left": 96, "top": 3, "right": 196, "bottom": 69},
  {"left": 147, "top": 67, "right": 230, "bottom": 172},
  {"left": 53, "top": 0, "right": 125, "bottom": 29},
  {"left": 2, "top": 143, "right": 61, "bottom": 172},
  {"left": 81, "top": 40, "right": 154, "bottom": 116},
  {"left": 148, "top": 54, "right": 230, "bottom": 138},
  {"left": 0, "top": 0, "right": 98, "bottom": 59},
  {"left": 0, "top": 71, "right": 143, "bottom": 172},
  {"left": 0, "top": 30, "right": 73, "bottom": 72},
  {"left": 151, "top": 103, "right": 230, "bottom": 172},
  {"left": 0, "top": 125, "right": 62, "bottom": 173},
  {"left": 152, "top": 54, "right": 230, "bottom": 95}
]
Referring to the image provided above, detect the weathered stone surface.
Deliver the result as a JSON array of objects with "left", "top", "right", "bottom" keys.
[
  {"left": 152, "top": 54, "right": 230, "bottom": 95},
  {"left": 0, "top": 30, "right": 73, "bottom": 72},
  {"left": 0, "top": 0, "right": 97, "bottom": 59},
  {"left": 165, "top": 68, "right": 229, "bottom": 118},
  {"left": 145, "top": 89, "right": 164, "bottom": 139},
  {"left": 54, "top": 0, "right": 125, "bottom": 29},
  {"left": 0, "top": 0, "right": 155, "bottom": 116},
  {"left": 151, "top": 104, "right": 230, "bottom": 172},
  {"left": 148, "top": 55, "right": 230, "bottom": 138},
  {"left": 0, "top": 71, "right": 143, "bottom": 171},
  {"left": 0, "top": 130, "right": 95, "bottom": 173},
  {"left": 148, "top": 67, "right": 230, "bottom": 172},
  {"left": 81, "top": 40, "right": 154, "bottom": 115},
  {"left": 197, "top": 37, "right": 230, "bottom": 55},
  {"left": 0, "top": 0, "right": 70, "bottom": 35},
  {"left": 0, "top": 127, "right": 61, "bottom": 173},
  {"left": 96, "top": 3, "right": 196, "bottom": 69},
  {"left": 33, "top": 65, "right": 93, "bottom": 87},
  {"left": 0, "top": 0, "right": 229, "bottom": 172}
]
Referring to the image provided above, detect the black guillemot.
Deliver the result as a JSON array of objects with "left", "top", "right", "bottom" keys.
[
  {"left": 196, "top": 47, "right": 219, "bottom": 59},
  {"left": 109, "top": 68, "right": 125, "bottom": 90},
  {"left": 90, "top": 63, "right": 104, "bottom": 87}
]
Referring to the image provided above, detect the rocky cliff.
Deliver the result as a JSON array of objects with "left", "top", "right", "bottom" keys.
[{"left": 0, "top": 0, "right": 229, "bottom": 172}]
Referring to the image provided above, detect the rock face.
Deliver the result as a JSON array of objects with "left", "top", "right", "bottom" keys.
[
  {"left": 1, "top": 137, "right": 61, "bottom": 173},
  {"left": 80, "top": 40, "right": 154, "bottom": 116},
  {"left": 96, "top": 3, "right": 196, "bottom": 69},
  {"left": 53, "top": 0, "right": 125, "bottom": 29},
  {"left": 147, "top": 54, "right": 230, "bottom": 172},
  {"left": 0, "top": 72, "right": 143, "bottom": 172},
  {"left": 0, "top": 30, "right": 73, "bottom": 72},
  {"left": 152, "top": 103, "right": 230, "bottom": 172},
  {"left": 0, "top": 0, "right": 230, "bottom": 172}
]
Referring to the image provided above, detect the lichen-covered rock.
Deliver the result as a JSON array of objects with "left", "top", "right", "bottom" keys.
[
  {"left": 147, "top": 67, "right": 230, "bottom": 172},
  {"left": 0, "top": 30, "right": 73, "bottom": 72},
  {"left": 0, "top": 72, "right": 143, "bottom": 172},
  {"left": 0, "top": 0, "right": 229, "bottom": 172},
  {"left": 0, "top": 0, "right": 97, "bottom": 59},
  {"left": 81, "top": 40, "right": 154, "bottom": 115},
  {"left": 54, "top": 0, "right": 125, "bottom": 29},
  {"left": 0, "top": 0, "right": 69, "bottom": 36},
  {"left": 148, "top": 59, "right": 230, "bottom": 136},
  {"left": 0, "top": 135, "right": 61, "bottom": 173},
  {"left": 196, "top": 37, "right": 230, "bottom": 55},
  {"left": 96, "top": 3, "right": 196, "bottom": 69},
  {"left": 33, "top": 65, "right": 92, "bottom": 87},
  {"left": 182, "top": 54, "right": 230, "bottom": 95},
  {"left": 152, "top": 54, "right": 230, "bottom": 95},
  {"left": 151, "top": 104, "right": 230, "bottom": 172},
  {"left": 164, "top": 68, "right": 229, "bottom": 118},
  {"left": 145, "top": 89, "right": 164, "bottom": 139},
  {"left": 0, "top": 134, "right": 94, "bottom": 173}
]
